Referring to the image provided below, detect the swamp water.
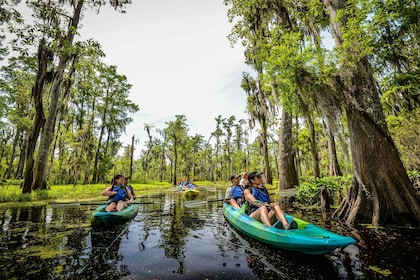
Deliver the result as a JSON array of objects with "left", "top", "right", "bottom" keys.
[{"left": 1, "top": 189, "right": 419, "bottom": 280}]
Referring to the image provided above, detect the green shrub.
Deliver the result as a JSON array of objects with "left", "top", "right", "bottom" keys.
[
  {"left": 295, "top": 176, "right": 351, "bottom": 206},
  {"left": 407, "top": 170, "right": 420, "bottom": 184}
]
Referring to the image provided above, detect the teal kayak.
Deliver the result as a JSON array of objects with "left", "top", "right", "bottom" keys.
[
  {"left": 223, "top": 203, "right": 356, "bottom": 255},
  {"left": 91, "top": 202, "right": 139, "bottom": 225}
]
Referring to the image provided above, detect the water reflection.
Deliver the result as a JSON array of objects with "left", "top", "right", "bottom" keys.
[{"left": 1, "top": 190, "right": 419, "bottom": 279}]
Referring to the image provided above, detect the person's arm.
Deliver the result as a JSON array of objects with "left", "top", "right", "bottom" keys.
[
  {"left": 244, "top": 188, "right": 265, "bottom": 208},
  {"left": 229, "top": 198, "right": 240, "bottom": 208},
  {"left": 124, "top": 186, "right": 134, "bottom": 204},
  {"left": 102, "top": 186, "right": 116, "bottom": 196},
  {"left": 130, "top": 186, "right": 136, "bottom": 197}
]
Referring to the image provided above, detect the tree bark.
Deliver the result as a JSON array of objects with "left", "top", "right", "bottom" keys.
[
  {"left": 279, "top": 109, "right": 299, "bottom": 189},
  {"left": 31, "top": 1, "right": 83, "bottom": 190},
  {"left": 306, "top": 114, "right": 320, "bottom": 179},
  {"left": 22, "top": 40, "right": 48, "bottom": 193},
  {"left": 324, "top": 0, "right": 420, "bottom": 226},
  {"left": 15, "top": 132, "right": 26, "bottom": 179},
  {"left": 4, "top": 128, "right": 20, "bottom": 179},
  {"left": 323, "top": 116, "right": 342, "bottom": 176}
]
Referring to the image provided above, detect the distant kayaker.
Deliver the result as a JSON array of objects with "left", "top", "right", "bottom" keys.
[
  {"left": 188, "top": 179, "right": 198, "bottom": 190},
  {"left": 244, "top": 171, "right": 296, "bottom": 230},
  {"left": 102, "top": 174, "right": 134, "bottom": 212},
  {"left": 225, "top": 174, "right": 244, "bottom": 208}
]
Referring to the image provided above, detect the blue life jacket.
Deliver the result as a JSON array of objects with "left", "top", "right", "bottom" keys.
[
  {"left": 111, "top": 185, "right": 127, "bottom": 202},
  {"left": 230, "top": 185, "right": 244, "bottom": 206},
  {"left": 247, "top": 186, "right": 270, "bottom": 213},
  {"left": 251, "top": 186, "right": 270, "bottom": 203},
  {"left": 231, "top": 185, "right": 244, "bottom": 199}
]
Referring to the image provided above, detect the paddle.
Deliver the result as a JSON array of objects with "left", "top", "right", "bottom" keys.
[
  {"left": 80, "top": 201, "right": 160, "bottom": 206},
  {"left": 49, "top": 201, "right": 160, "bottom": 208},
  {"left": 183, "top": 198, "right": 225, "bottom": 208},
  {"left": 270, "top": 187, "right": 297, "bottom": 196}
]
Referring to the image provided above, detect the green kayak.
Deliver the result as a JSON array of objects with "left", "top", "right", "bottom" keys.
[
  {"left": 223, "top": 203, "right": 356, "bottom": 255},
  {"left": 91, "top": 202, "right": 139, "bottom": 225}
]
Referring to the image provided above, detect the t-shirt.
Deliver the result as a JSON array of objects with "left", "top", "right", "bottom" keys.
[{"left": 225, "top": 187, "right": 232, "bottom": 199}]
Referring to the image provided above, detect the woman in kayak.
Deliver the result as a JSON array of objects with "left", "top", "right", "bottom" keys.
[
  {"left": 244, "top": 171, "right": 295, "bottom": 229},
  {"left": 102, "top": 174, "right": 134, "bottom": 212}
]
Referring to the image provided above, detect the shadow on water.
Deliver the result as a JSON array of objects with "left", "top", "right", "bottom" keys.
[{"left": 0, "top": 189, "right": 419, "bottom": 279}]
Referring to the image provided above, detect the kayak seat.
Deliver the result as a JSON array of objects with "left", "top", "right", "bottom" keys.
[
  {"left": 287, "top": 219, "right": 299, "bottom": 230},
  {"left": 273, "top": 221, "right": 284, "bottom": 229},
  {"left": 273, "top": 219, "right": 299, "bottom": 230}
]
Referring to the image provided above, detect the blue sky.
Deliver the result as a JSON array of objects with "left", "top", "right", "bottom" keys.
[{"left": 79, "top": 0, "right": 253, "bottom": 157}]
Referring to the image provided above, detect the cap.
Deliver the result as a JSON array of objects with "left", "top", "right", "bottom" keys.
[
  {"left": 241, "top": 172, "right": 248, "bottom": 179},
  {"left": 248, "top": 171, "right": 263, "bottom": 182},
  {"left": 125, "top": 176, "right": 130, "bottom": 179},
  {"left": 230, "top": 174, "right": 240, "bottom": 181}
]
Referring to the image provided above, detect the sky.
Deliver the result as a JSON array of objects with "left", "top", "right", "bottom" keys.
[{"left": 78, "top": 0, "right": 254, "bottom": 157}]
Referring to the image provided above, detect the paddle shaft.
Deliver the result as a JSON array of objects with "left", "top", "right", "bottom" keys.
[
  {"left": 80, "top": 201, "right": 159, "bottom": 205},
  {"left": 183, "top": 198, "right": 225, "bottom": 208},
  {"left": 49, "top": 201, "right": 160, "bottom": 206}
]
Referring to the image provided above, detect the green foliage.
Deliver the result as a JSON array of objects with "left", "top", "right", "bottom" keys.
[
  {"left": 0, "top": 186, "right": 31, "bottom": 202},
  {"left": 407, "top": 170, "right": 420, "bottom": 184},
  {"left": 0, "top": 178, "right": 22, "bottom": 186},
  {"left": 0, "top": 181, "right": 173, "bottom": 203},
  {"left": 386, "top": 109, "right": 420, "bottom": 170},
  {"left": 295, "top": 176, "right": 352, "bottom": 205}
]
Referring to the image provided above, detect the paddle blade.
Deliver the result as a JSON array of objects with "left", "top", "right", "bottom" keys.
[{"left": 183, "top": 201, "right": 207, "bottom": 208}]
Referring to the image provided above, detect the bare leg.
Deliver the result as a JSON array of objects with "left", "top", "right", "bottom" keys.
[
  {"left": 105, "top": 202, "right": 117, "bottom": 212},
  {"left": 116, "top": 200, "right": 127, "bottom": 211},
  {"left": 272, "top": 205, "right": 289, "bottom": 228},
  {"left": 250, "top": 206, "right": 271, "bottom": 226}
]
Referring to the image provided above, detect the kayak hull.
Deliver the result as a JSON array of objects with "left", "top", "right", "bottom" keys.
[
  {"left": 183, "top": 189, "right": 200, "bottom": 197},
  {"left": 91, "top": 203, "right": 139, "bottom": 225},
  {"left": 223, "top": 203, "right": 356, "bottom": 255}
]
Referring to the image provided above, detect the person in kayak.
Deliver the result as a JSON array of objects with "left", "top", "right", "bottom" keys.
[
  {"left": 187, "top": 179, "right": 199, "bottom": 190},
  {"left": 225, "top": 174, "right": 244, "bottom": 208},
  {"left": 124, "top": 176, "right": 136, "bottom": 199},
  {"left": 244, "top": 171, "right": 296, "bottom": 229},
  {"left": 102, "top": 174, "right": 134, "bottom": 212},
  {"left": 239, "top": 172, "right": 248, "bottom": 187}
]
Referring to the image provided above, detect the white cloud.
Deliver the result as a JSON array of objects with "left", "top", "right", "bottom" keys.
[{"left": 78, "top": 0, "right": 253, "bottom": 156}]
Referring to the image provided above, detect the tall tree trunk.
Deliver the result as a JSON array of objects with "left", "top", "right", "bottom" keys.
[
  {"left": 92, "top": 90, "right": 109, "bottom": 183},
  {"left": 32, "top": 70, "right": 64, "bottom": 190},
  {"left": 22, "top": 40, "right": 48, "bottom": 194},
  {"left": 306, "top": 114, "right": 321, "bottom": 179},
  {"left": 324, "top": 0, "right": 420, "bottom": 225},
  {"left": 260, "top": 117, "right": 272, "bottom": 185},
  {"left": 31, "top": 1, "right": 83, "bottom": 190},
  {"left": 129, "top": 135, "right": 134, "bottom": 178},
  {"left": 4, "top": 128, "right": 20, "bottom": 179},
  {"left": 279, "top": 109, "right": 299, "bottom": 189},
  {"left": 173, "top": 137, "right": 178, "bottom": 185},
  {"left": 15, "top": 132, "right": 26, "bottom": 179},
  {"left": 323, "top": 116, "right": 342, "bottom": 176},
  {"left": 317, "top": 90, "right": 342, "bottom": 176}
]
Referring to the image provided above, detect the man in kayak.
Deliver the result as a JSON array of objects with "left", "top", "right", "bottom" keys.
[
  {"left": 244, "top": 171, "right": 296, "bottom": 229},
  {"left": 124, "top": 176, "right": 136, "bottom": 199},
  {"left": 225, "top": 174, "right": 244, "bottom": 208},
  {"left": 102, "top": 174, "right": 134, "bottom": 212}
]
